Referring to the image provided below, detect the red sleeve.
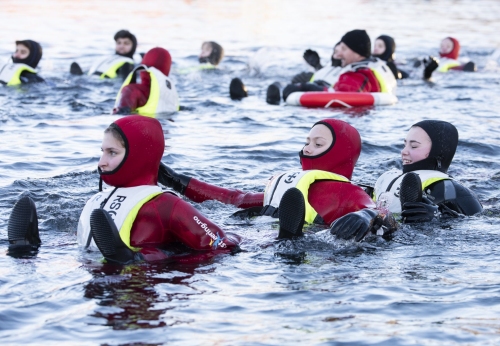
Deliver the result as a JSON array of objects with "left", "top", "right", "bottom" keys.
[
  {"left": 334, "top": 68, "right": 380, "bottom": 92},
  {"left": 130, "top": 193, "right": 240, "bottom": 253},
  {"left": 185, "top": 178, "right": 264, "bottom": 208},
  {"left": 308, "top": 181, "right": 376, "bottom": 224},
  {"left": 116, "top": 83, "right": 150, "bottom": 110}
]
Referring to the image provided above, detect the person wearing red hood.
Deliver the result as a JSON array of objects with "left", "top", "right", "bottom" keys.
[
  {"left": 437, "top": 37, "right": 476, "bottom": 73},
  {"left": 159, "top": 118, "right": 397, "bottom": 241},
  {"left": 7, "top": 115, "right": 240, "bottom": 264},
  {"left": 0, "top": 40, "right": 44, "bottom": 85},
  {"left": 113, "top": 47, "right": 179, "bottom": 116}
]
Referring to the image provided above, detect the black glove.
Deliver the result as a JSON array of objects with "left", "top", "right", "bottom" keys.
[
  {"left": 423, "top": 56, "right": 439, "bottom": 80},
  {"left": 401, "top": 196, "right": 438, "bottom": 223},
  {"left": 438, "top": 203, "right": 460, "bottom": 218},
  {"left": 291, "top": 71, "right": 314, "bottom": 84},
  {"left": 330, "top": 209, "right": 396, "bottom": 242},
  {"left": 157, "top": 163, "right": 191, "bottom": 195},
  {"left": 303, "top": 49, "right": 323, "bottom": 71}
]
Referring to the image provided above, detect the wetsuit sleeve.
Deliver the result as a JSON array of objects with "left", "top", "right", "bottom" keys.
[
  {"left": 20, "top": 71, "right": 44, "bottom": 84},
  {"left": 426, "top": 180, "right": 483, "bottom": 216},
  {"left": 334, "top": 68, "right": 380, "bottom": 92},
  {"left": 185, "top": 178, "right": 264, "bottom": 208},
  {"left": 130, "top": 193, "right": 240, "bottom": 252},
  {"left": 282, "top": 82, "right": 326, "bottom": 101},
  {"left": 116, "top": 83, "right": 149, "bottom": 110}
]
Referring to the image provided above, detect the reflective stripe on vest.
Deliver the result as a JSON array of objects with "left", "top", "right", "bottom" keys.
[
  {"left": 77, "top": 185, "right": 163, "bottom": 252},
  {"left": 437, "top": 58, "right": 461, "bottom": 72},
  {"left": 373, "top": 169, "right": 450, "bottom": 214},
  {"left": 0, "top": 62, "right": 37, "bottom": 86},
  {"left": 264, "top": 170, "right": 350, "bottom": 224},
  {"left": 88, "top": 55, "right": 134, "bottom": 79},
  {"left": 115, "top": 65, "right": 180, "bottom": 117}
]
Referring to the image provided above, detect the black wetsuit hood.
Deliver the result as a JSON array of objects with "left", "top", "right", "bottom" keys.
[
  {"left": 373, "top": 35, "right": 396, "bottom": 62},
  {"left": 12, "top": 40, "right": 43, "bottom": 68},
  {"left": 403, "top": 120, "right": 459, "bottom": 174},
  {"left": 114, "top": 30, "right": 137, "bottom": 59}
]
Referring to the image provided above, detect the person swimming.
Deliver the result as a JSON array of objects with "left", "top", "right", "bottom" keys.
[
  {"left": 198, "top": 41, "right": 224, "bottom": 67},
  {"left": 372, "top": 35, "right": 409, "bottom": 80},
  {"left": 372, "top": 120, "right": 483, "bottom": 222},
  {"left": 158, "top": 118, "right": 397, "bottom": 240},
  {"left": 70, "top": 29, "right": 138, "bottom": 79},
  {"left": 7, "top": 115, "right": 240, "bottom": 264},
  {"left": 112, "top": 47, "right": 180, "bottom": 116},
  {"left": 266, "top": 29, "right": 397, "bottom": 105},
  {"left": 0, "top": 40, "right": 44, "bottom": 85}
]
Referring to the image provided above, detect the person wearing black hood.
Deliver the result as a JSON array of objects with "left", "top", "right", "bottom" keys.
[
  {"left": 0, "top": 40, "right": 44, "bottom": 85},
  {"left": 371, "top": 120, "right": 482, "bottom": 222},
  {"left": 372, "top": 35, "right": 409, "bottom": 80},
  {"left": 70, "top": 29, "right": 138, "bottom": 79},
  {"left": 265, "top": 29, "right": 397, "bottom": 105}
]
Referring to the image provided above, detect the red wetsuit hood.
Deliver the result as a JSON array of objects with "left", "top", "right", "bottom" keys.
[
  {"left": 141, "top": 47, "right": 172, "bottom": 76},
  {"left": 299, "top": 119, "right": 361, "bottom": 180},
  {"left": 440, "top": 37, "right": 460, "bottom": 60},
  {"left": 100, "top": 115, "right": 165, "bottom": 187}
]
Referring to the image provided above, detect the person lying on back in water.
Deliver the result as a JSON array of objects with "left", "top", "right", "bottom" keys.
[{"left": 0, "top": 40, "right": 44, "bottom": 85}]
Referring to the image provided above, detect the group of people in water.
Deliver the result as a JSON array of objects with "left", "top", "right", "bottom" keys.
[{"left": 3, "top": 29, "right": 483, "bottom": 265}]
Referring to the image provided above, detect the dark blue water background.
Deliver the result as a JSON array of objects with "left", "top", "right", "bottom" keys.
[{"left": 0, "top": 0, "right": 500, "bottom": 344}]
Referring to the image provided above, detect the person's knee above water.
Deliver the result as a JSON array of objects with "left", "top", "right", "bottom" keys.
[
  {"left": 269, "top": 29, "right": 397, "bottom": 105},
  {"left": 373, "top": 35, "right": 409, "bottom": 80},
  {"left": 0, "top": 40, "right": 44, "bottom": 85},
  {"left": 198, "top": 41, "right": 224, "bottom": 67},
  {"left": 75, "top": 115, "right": 239, "bottom": 264},
  {"left": 70, "top": 29, "right": 138, "bottom": 79},
  {"left": 159, "top": 118, "right": 396, "bottom": 240},
  {"left": 372, "top": 120, "right": 482, "bottom": 223},
  {"left": 113, "top": 47, "right": 180, "bottom": 116}
]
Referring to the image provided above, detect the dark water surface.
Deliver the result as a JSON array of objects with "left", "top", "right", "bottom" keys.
[{"left": 1, "top": 0, "right": 500, "bottom": 344}]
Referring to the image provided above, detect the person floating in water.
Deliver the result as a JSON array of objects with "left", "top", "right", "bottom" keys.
[
  {"left": 374, "top": 119, "right": 482, "bottom": 222},
  {"left": 112, "top": 47, "right": 179, "bottom": 116},
  {"left": 0, "top": 40, "right": 44, "bottom": 85},
  {"left": 372, "top": 35, "right": 410, "bottom": 80},
  {"left": 198, "top": 41, "right": 224, "bottom": 68},
  {"left": 159, "top": 118, "right": 397, "bottom": 241},
  {"left": 7, "top": 115, "right": 240, "bottom": 264},
  {"left": 70, "top": 29, "right": 138, "bottom": 79}
]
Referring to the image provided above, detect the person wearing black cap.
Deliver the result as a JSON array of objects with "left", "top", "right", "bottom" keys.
[
  {"left": 69, "top": 29, "right": 138, "bottom": 79},
  {"left": 371, "top": 120, "right": 482, "bottom": 222},
  {"left": 373, "top": 35, "right": 409, "bottom": 80},
  {"left": 265, "top": 29, "right": 397, "bottom": 105},
  {"left": 0, "top": 40, "right": 44, "bottom": 85}
]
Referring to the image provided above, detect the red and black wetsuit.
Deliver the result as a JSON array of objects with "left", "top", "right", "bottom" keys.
[
  {"left": 98, "top": 116, "right": 240, "bottom": 262},
  {"left": 181, "top": 118, "right": 375, "bottom": 225}
]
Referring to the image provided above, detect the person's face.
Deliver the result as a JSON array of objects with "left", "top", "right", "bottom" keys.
[
  {"left": 373, "top": 39, "right": 386, "bottom": 56},
  {"left": 199, "top": 42, "right": 213, "bottom": 58},
  {"left": 13, "top": 44, "right": 30, "bottom": 59},
  {"left": 337, "top": 42, "right": 364, "bottom": 67},
  {"left": 116, "top": 37, "right": 133, "bottom": 55},
  {"left": 99, "top": 132, "right": 126, "bottom": 172},
  {"left": 302, "top": 124, "right": 334, "bottom": 157},
  {"left": 401, "top": 126, "right": 432, "bottom": 166},
  {"left": 332, "top": 44, "right": 341, "bottom": 60},
  {"left": 440, "top": 38, "right": 454, "bottom": 55}
]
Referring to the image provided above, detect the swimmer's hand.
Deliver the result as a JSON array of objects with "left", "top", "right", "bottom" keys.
[
  {"left": 330, "top": 209, "right": 397, "bottom": 242},
  {"left": 303, "top": 49, "right": 323, "bottom": 71},
  {"left": 423, "top": 56, "right": 439, "bottom": 80},
  {"left": 401, "top": 196, "right": 438, "bottom": 223},
  {"left": 158, "top": 163, "right": 191, "bottom": 195},
  {"left": 112, "top": 106, "right": 132, "bottom": 115}
]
